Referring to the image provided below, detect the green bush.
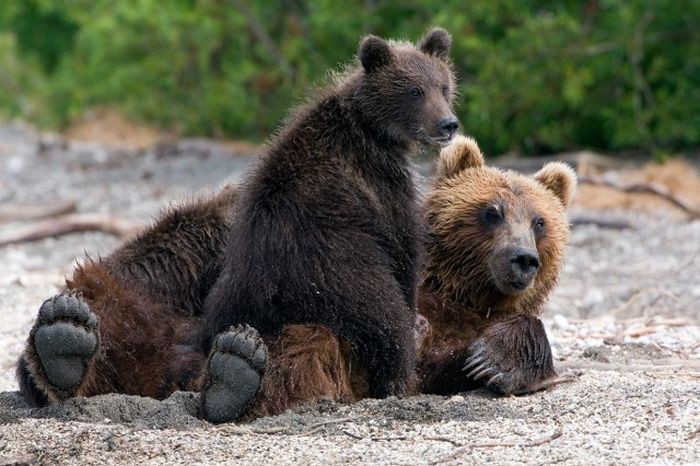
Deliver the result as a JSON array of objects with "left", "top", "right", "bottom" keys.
[{"left": 0, "top": 0, "right": 698, "bottom": 155}]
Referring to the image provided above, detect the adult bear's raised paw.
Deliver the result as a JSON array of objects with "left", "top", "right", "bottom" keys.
[
  {"left": 31, "top": 294, "right": 99, "bottom": 395},
  {"left": 462, "top": 316, "right": 557, "bottom": 396},
  {"left": 201, "top": 324, "right": 268, "bottom": 423}
]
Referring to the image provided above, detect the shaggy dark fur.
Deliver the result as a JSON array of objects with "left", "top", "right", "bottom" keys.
[
  {"left": 18, "top": 188, "right": 237, "bottom": 405},
  {"left": 17, "top": 29, "right": 458, "bottom": 420},
  {"left": 201, "top": 27, "right": 457, "bottom": 398}
]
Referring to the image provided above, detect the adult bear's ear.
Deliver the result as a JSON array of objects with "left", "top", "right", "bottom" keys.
[
  {"left": 437, "top": 135, "right": 485, "bottom": 178},
  {"left": 419, "top": 27, "right": 451, "bottom": 60},
  {"left": 359, "top": 35, "right": 393, "bottom": 72},
  {"left": 533, "top": 162, "right": 577, "bottom": 207}
]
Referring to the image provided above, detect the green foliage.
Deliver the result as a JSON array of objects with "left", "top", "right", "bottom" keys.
[{"left": 0, "top": 0, "right": 698, "bottom": 155}]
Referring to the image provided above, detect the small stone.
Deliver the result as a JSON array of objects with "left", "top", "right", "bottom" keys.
[
  {"left": 552, "top": 314, "right": 570, "bottom": 331},
  {"left": 582, "top": 289, "right": 605, "bottom": 307},
  {"left": 447, "top": 395, "right": 465, "bottom": 403}
]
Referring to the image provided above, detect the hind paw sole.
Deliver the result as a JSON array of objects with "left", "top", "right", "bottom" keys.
[{"left": 202, "top": 324, "right": 268, "bottom": 423}]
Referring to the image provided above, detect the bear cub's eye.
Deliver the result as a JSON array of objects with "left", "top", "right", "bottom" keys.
[
  {"left": 410, "top": 87, "right": 424, "bottom": 98},
  {"left": 533, "top": 216, "right": 546, "bottom": 233},
  {"left": 441, "top": 85, "right": 449, "bottom": 97},
  {"left": 482, "top": 205, "right": 503, "bottom": 225}
]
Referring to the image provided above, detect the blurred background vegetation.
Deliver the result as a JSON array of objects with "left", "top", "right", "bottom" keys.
[{"left": 0, "top": 0, "right": 698, "bottom": 157}]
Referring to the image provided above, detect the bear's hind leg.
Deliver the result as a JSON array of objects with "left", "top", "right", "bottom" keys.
[
  {"left": 21, "top": 294, "right": 100, "bottom": 403},
  {"left": 243, "top": 324, "right": 358, "bottom": 421},
  {"left": 200, "top": 324, "right": 268, "bottom": 423}
]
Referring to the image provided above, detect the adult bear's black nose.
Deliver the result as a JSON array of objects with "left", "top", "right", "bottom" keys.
[
  {"left": 438, "top": 116, "right": 459, "bottom": 136},
  {"left": 510, "top": 248, "right": 540, "bottom": 274}
]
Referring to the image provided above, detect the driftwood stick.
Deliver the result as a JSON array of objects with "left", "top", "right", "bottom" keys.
[
  {"left": 0, "top": 200, "right": 77, "bottom": 222},
  {"left": 578, "top": 175, "right": 700, "bottom": 219},
  {"left": 430, "top": 429, "right": 563, "bottom": 464},
  {"left": 219, "top": 416, "right": 360, "bottom": 437},
  {"left": 570, "top": 214, "right": 634, "bottom": 230},
  {"left": 0, "top": 214, "right": 142, "bottom": 246},
  {"left": 559, "top": 360, "right": 700, "bottom": 373},
  {"left": 300, "top": 416, "right": 361, "bottom": 436},
  {"left": 492, "top": 152, "right": 623, "bottom": 173}
]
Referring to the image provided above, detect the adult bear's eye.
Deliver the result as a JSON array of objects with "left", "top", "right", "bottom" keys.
[
  {"left": 482, "top": 205, "right": 503, "bottom": 225},
  {"left": 533, "top": 216, "right": 546, "bottom": 233},
  {"left": 410, "top": 87, "right": 424, "bottom": 97}
]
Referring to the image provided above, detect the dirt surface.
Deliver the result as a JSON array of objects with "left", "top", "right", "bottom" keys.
[{"left": 0, "top": 122, "right": 698, "bottom": 465}]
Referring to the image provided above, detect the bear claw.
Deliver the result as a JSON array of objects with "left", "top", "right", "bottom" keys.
[
  {"left": 463, "top": 320, "right": 557, "bottom": 396},
  {"left": 32, "top": 294, "right": 99, "bottom": 393},
  {"left": 202, "top": 324, "right": 268, "bottom": 423}
]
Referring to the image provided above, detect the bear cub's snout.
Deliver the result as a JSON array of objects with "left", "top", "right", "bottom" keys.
[{"left": 437, "top": 115, "right": 459, "bottom": 141}]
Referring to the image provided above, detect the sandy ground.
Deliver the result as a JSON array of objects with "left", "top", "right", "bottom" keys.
[{"left": 0, "top": 122, "right": 698, "bottom": 465}]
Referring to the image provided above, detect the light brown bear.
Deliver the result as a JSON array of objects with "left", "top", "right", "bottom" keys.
[{"left": 417, "top": 135, "right": 576, "bottom": 396}]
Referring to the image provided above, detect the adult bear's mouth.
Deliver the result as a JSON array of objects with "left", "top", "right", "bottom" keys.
[
  {"left": 492, "top": 276, "right": 534, "bottom": 296},
  {"left": 508, "top": 280, "right": 530, "bottom": 291}
]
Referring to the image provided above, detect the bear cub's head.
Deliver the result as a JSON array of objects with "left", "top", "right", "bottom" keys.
[
  {"left": 355, "top": 28, "right": 458, "bottom": 147},
  {"left": 424, "top": 135, "right": 577, "bottom": 313}
]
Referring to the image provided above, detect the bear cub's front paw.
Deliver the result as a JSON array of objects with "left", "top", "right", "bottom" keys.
[
  {"left": 201, "top": 324, "right": 268, "bottom": 423},
  {"left": 31, "top": 294, "right": 99, "bottom": 394}
]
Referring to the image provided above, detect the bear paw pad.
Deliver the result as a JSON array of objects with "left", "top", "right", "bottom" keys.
[
  {"left": 202, "top": 324, "right": 268, "bottom": 423},
  {"left": 32, "top": 294, "right": 99, "bottom": 393}
]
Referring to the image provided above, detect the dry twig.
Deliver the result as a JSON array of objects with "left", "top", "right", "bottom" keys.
[
  {"left": 219, "top": 425, "right": 290, "bottom": 436},
  {"left": 300, "top": 416, "right": 360, "bottom": 436},
  {"left": 430, "top": 428, "right": 563, "bottom": 464},
  {"left": 570, "top": 214, "right": 633, "bottom": 230},
  {"left": 512, "top": 375, "right": 578, "bottom": 395},
  {"left": 560, "top": 360, "right": 700, "bottom": 373},
  {"left": 578, "top": 175, "right": 700, "bottom": 219},
  {"left": 341, "top": 431, "right": 465, "bottom": 447},
  {"left": 610, "top": 288, "right": 678, "bottom": 318},
  {"left": 0, "top": 200, "right": 77, "bottom": 222},
  {"left": 0, "top": 214, "right": 142, "bottom": 246}
]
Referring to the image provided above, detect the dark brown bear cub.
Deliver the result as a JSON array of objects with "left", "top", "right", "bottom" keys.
[{"left": 200, "top": 27, "right": 458, "bottom": 421}]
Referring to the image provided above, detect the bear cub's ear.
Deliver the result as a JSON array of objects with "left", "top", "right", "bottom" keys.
[
  {"left": 437, "top": 135, "right": 485, "bottom": 178},
  {"left": 359, "top": 35, "right": 394, "bottom": 72},
  {"left": 419, "top": 27, "right": 452, "bottom": 60},
  {"left": 533, "top": 162, "right": 577, "bottom": 207}
]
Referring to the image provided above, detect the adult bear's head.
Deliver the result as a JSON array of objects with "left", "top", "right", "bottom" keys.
[
  {"left": 423, "top": 135, "right": 577, "bottom": 314},
  {"left": 354, "top": 28, "right": 459, "bottom": 147}
]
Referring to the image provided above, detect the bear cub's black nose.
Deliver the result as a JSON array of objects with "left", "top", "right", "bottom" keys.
[
  {"left": 438, "top": 116, "right": 459, "bottom": 137},
  {"left": 511, "top": 249, "right": 540, "bottom": 273}
]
